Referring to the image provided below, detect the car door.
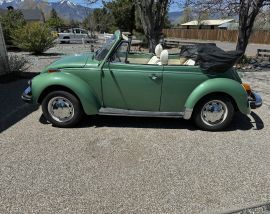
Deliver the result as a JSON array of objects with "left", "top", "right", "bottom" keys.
[
  {"left": 102, "top": 42, "right": 163, "bottom": 111},
  {"left": 160, "top": 65, "right": 209, "bottom": 112},
  {"left": 80, "top": 29, "right": 88, "bottom": 39},
  {"left": 74, "top": 29, "right": 81, "bottom": 39}
]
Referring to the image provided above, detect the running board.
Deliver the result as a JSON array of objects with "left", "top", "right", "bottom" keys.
[{"left": 98, "top": 108, "right": 184, "bottom": 118}]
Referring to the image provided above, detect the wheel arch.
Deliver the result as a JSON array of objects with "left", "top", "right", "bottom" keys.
[
  {"left": 192, "top": 92, "right": 238, "bottom": 113},
  {"left": 32, "top": 72, "right": 101, "bottom": 115},
  {"left": 38, "top": 85, "right": 79, "bottom": 104},
  {"left": 184, "top": 78, "right": 250, "bottom": 116}
]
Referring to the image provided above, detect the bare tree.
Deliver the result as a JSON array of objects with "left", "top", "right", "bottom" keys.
[
  {"left": 186, "top": 0, "right": 270, "bottom": 53},
  {"left": 179, "top": 0, "right": 193, "bottom": 24},
  {"left": 84, "top": 0, "right": 99, "bottom": 36},
  {"left": 237, "top": 0, "right": 269, "bottom": 52},
  {"left": 135, "top": 0, "right": 171, "bottom": 52}
]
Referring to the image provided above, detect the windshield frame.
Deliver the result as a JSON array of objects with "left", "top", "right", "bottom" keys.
[{"left": 95, "top": 33, "right": 119, "bottom": 61}]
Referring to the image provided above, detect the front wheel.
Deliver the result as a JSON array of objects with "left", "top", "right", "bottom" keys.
[
  {"left": 42, "top": 91, "right": 83, "bottom": 128},
  {"left": 193, "top": 96, "right": 234, "bottom": 131}
]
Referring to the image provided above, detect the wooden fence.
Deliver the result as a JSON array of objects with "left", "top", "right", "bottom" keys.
[
  {"left": 0, "top": 23, "right": 9, "bottom": 76},
  {"left": 163, "top": 29, "right": 270, "bottom": 45}
]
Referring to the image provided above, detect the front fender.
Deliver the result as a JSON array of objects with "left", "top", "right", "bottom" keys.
[
  {"left": 31, "top": 72, "right": 100, "bottom": 115},
  {"left": 185, "top": 78, "right": 250, "bottom": 115}
]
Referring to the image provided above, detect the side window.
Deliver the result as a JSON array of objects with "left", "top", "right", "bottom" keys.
[
  {"left": 75, "top": 29, "right": 80, "bottom": 34},
  {"left": 111, "top": 42, "right": 129, "bottom": 63}
]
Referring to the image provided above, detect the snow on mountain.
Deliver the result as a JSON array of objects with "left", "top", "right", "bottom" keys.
[
  {"left": 0, "top": 0, "right": 20, "bottom": 4},
  {"left": 0, "top": 0, "right": 24, "bottom": 9},
  {"left": 60, "top": 0, "right": 76, "bottom": 7},
  {"left": 0, "top": 0, "right": 91, "bottom": 21},
  {"left": 51, "top": 0, "right": 91, "bottom": 21}
]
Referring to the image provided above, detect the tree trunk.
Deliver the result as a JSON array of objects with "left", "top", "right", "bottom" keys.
[
  {"left": 236, "top": 0, "right": 264, "bottom": 53},
  {"left": 135, "top": 0, "right": 169, "bottom": 53},
  {"left": 148, "top": 35, "right": 160, "bottom": 53}
]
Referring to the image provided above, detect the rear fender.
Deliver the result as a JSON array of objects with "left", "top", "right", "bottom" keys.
[
  {"left": 184, "top": 78, "right": 250, "bottom": 116},
  {"left": 32, "top": 72, "right": 100, "bottom": 115}
]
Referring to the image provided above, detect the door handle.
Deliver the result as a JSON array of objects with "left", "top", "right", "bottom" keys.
[{"left": 149, "top": 74, "right": 161, "bottom": 81}]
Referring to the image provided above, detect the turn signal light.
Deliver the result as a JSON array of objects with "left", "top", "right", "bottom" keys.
[
  {"left": 242, "top": 83, "right": 252, "bottom": 95},
  {"left": 48, "top": 69, "right": 61, "bottom": 73}
]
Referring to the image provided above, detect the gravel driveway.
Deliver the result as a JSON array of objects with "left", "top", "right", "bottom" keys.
[
  {"left": 1, "top": 42, "right": 270, "bottom": 213},
  {"left": 0, "top": 107, "right": 268, "bottom": 214}
]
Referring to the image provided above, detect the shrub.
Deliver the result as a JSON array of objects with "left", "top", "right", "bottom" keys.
[
  {"left": 8, "top": 54, "right": 28, "bottom": 74},
  {"left": 239, "top": 54, "right": 252, "bottom": 65},
  {"left": 11, "top": 22, "right": 56, "bottom": 54},
  {"left": 0, "top": 10, "right": 26, "bottom": 45}
]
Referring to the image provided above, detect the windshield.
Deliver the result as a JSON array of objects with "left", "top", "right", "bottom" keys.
[{"left": 95, "top": 34, "right": 117, "bottom": 61}]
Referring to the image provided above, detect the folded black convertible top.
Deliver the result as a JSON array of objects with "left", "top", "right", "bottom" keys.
[{"left": 180, "top": 44, "right": 244, "bottom": 72}]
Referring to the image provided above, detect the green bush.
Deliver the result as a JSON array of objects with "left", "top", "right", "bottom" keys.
[
  {"left": 239, "top": 54, "right": 252, "bottom": 65},
  {"left": 11, "top": 22, "right": 56, "bottom": 54},
  {"left": 0, "top": 10, "right": 26, "bottom": 45}
]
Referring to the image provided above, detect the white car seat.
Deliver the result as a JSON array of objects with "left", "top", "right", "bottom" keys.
[
  {"left": 183, "top": 59, "right": 196, "bottom": 66},
  {"left": 158, "top": 50, "right": 169, "bottom": 65},
  {"left": 148, "top": 44, "right": 163, "bottom": 64}
]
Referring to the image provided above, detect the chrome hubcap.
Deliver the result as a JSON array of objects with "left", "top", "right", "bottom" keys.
[
  {"left": 48, "top": 96, "right": 74, "bottom": 122},
  {"left": 201, "top": 100, "right": 228, "bottom": 126}
]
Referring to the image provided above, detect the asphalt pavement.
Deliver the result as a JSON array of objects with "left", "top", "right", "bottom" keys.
[{"left": 0, "top": 72, "right": 269, "bottom": 213}]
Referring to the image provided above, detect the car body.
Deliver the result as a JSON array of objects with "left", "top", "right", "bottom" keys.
[
  {"left": 22, "top": 30, "right": 262, "bottom": 130},
  {"left": 57, "top": 28, "right": 95, "bottom": 43}
]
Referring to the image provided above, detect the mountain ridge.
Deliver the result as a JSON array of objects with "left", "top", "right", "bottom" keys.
[{"left": 0, "top": 0, "right": 182, "bottom": 23}]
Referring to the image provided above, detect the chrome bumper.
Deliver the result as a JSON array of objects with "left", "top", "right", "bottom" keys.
[
  {"left": 249, "top": 92, "right": 262, "bottom": 109},
  {"left": 21, "top": 86, "right": 32, "bottom": 103}
]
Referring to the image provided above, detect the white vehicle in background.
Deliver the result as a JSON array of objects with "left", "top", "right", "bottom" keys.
[{"left": 57, "top": 28, "right": 96, "bottom": 44}]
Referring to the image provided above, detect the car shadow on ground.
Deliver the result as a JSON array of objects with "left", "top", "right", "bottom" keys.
[
  {"left": 53, "top": 111, "right": 264, "bottom": 132},
  {"left": 0, "top": 73, "right": 39, "bottom": 133}
]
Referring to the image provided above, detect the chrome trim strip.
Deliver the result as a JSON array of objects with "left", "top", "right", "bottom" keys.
[
  {"left": 183, "top": 108, "right": 193, "bottom": 120},
  {"left": 98, "top": 108, "right": 184, "bottom": 118},
  {"left": 21, "top": 93, "right": 32, "bottom": 103}
]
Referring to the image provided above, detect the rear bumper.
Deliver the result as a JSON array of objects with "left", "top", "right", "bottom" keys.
[{"left": 249, "top": 92, "right": 262, "bottom": 109}]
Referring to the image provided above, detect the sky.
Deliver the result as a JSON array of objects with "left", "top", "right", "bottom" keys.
[{"left": 63, "top": 0, "right": 181, "bottom": 12}]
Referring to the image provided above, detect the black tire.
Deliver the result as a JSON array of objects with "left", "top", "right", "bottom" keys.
[
  {"left": 41, "top": 91, "right": 83, "bottom": 128},
  {"left": 63, "top": 37, "right": 70, "bottom": 44},
  {"left": 192, "top": 95, "right": 234, "bottom": 131}
]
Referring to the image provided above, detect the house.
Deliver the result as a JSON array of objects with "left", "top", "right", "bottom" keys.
[
  {"left": 181, "top": 19, "right": 234, "bottom": 29},
  {"left": 218, "top": 22, "right": 239, "bottom": 30},
  {"left": 0, "top": 8, "right": 7, "bottom": 16},
  {"left": 21, "top": 9, "right": 44, "bottom": 23}
]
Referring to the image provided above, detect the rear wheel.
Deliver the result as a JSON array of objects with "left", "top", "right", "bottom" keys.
[
  {"left": 63, "top": 36, "right": 70, "bottom": 44},
  {"left": 193, "top": 96, "right": 234, "bottom": 131},
  {"left": 42, "top": 91, "right": 83, "bottom": 128}
]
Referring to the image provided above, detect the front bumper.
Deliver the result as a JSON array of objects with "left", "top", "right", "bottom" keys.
[
  {"left": 249, "top": 92, "right": 262, "bottom": 109},
  {"left": 21, "top": 86, "right": 32, "bottom": 103}
]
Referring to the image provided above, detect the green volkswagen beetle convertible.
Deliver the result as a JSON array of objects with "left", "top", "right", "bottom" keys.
[{"left": 22, "top": 30, "right": 262, "bottom": 131}]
